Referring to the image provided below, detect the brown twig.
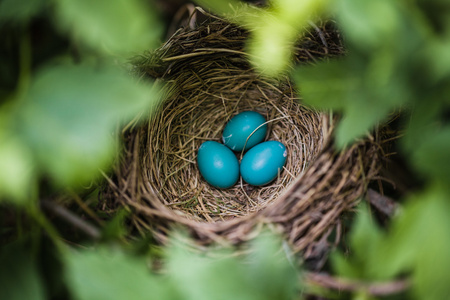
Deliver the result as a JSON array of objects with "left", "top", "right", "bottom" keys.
[
  {"left": 69, "top": 190, "right": 105, "bottom": 226},
  {"left": 304, "top": 272, "right": 410, "bottom": 296},
  {"left": 41, "top": 200, "right": 101, "bottom": 240},
  {"left": 367, "top": 188, "right": 399, "bottom": 217}
]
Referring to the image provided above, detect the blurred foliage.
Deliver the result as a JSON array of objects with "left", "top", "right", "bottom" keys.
[
  {"left": 332, "top": 186, "right": 450, "bottom": 300},
  {"left": 197, "top": 0, "right": 327, "bottom": 75},
  {"left": 63, "top": 233, "right": 297, "bottom": 300},
  {"left": 377, "top": 185, "right": 450, "bottom": 300},
  {"left": 166, "top": 233, "right": 298, "bottom": 300},
  {"left": 55, "top": 0, "right": 162, "bottom": 55},
  {"left": 64, "top": 246, "right": 173, "bottom": 300},
  {"left": 0, "top": 0, "right": 162, "bottom": 203},
  {"left": 1, "top": 0, "right": 450, "bottom": 300},
  {"left": 296, "top": 0, "right": 432, "bottom": 147},
  {"left": 17, "top": 63, "right": 156, "bottom": 187},
  {"left": 0, "top": 0, "right": 46, "bottom": 25},
  {"left": 0, "top": 241, "right": 47, "bottom": 300}
]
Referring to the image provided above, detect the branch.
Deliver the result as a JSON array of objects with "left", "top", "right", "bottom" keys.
[
  {"left": 367, "top": 188, "right": 399, "bottom": 217},
  {"left": 304, "top": 272, "right": 410, "bottom": 297},
  {"left": 41, "top": 200, "right": 101, "bottom": 240}
]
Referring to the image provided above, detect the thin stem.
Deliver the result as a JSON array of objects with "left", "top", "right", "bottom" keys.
[{"left": 304, "top": 272, "right": 410, "bottom": 297}]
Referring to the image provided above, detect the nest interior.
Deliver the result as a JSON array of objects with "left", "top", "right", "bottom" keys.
[
  {"left": 102, "top": 13, "right": 381, "bottom": 253},
  {"left": 146, "top": 72, "right": 330, "bottom": 223}
]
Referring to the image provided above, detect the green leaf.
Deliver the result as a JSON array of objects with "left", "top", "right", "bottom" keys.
[
  {"left": 330, "top": 252, "right": 361, "bottom": 279},
  {"left": 0, "top": 0, "right": 46, "bottom": 25},
  {"left": 0, "top": 122, "right": 36, "bottom": 204},
  {"left": 167, "top": 244, "right": 255, "bottom": 300},
  {"left": 167, "top": 232, "right": 297, "bottom": 300},
  {"left": 17, "top": 63, "right": 159, "bottom": 186},
  {"left": 428, "top": 36, "right": 450, "bottom": 81},
  {"left": 330, "top": 203, "right": 385, "bottom": 280},
  {"left": 54, "top": 0, "right": 162, "bottom": 55},
  {"left": 293, "top": 0, "right": 425, "bottom": 147},
  {"left": 101, "top": 209, "right": 130, "bottom": 241},
  {"left": 194, "top": 0, "right": 245, "bottom": 15},
  {"left": 415, "top": 0, "right": 450, "bottom": 38},
  {"left": 294, "top": 57, "right": 407, "bottom": 147},
  {"left": 294, "top": 60, "right": 359, "bottom": 111},
  {"left": 333, "top": 0, "right": 404, "bottom": 52},
  {"left": 247, "top": 20, "right": 297, "bottom": 76},
  {"left": 348, "top": 204, "right": 384, "bottom": 278},
  {"left": 64, "top": 247, "right": 174, "bottom": 300},
  {"left": 198, "top": 0, "right": 328, "bottom": 76},
  {"left": 335, "top": 95, "right": 392, "bottom": 148},
  {"left": 411, "top": 126, "right": 450, "bottom": 183},
  {"left": 0, "top": 242, "right": 46, "bottom": 300},
  {"left": 246, "top": 233, "right": 299, "bottom": 300},
  {"left": 270, "top": 0, "right": 329, "bottom": 29},
  {"left": 331, "top": 189, "right": 450, "bottom": 300},
  {"left": 373, "top": 185, "right": 450, "bottom": 300}
]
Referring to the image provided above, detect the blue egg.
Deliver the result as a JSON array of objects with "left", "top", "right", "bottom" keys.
[
  {"left": 197, "top": 141, "right": 239, "bottom": 189},
  {"left": 240, "top": 141, "right": 287, "bottom": 186},
  {"left": 222, "top": 111, "right": 267, "bottom": 152}
]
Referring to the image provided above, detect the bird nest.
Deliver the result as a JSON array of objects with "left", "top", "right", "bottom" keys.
[{"left": 101, "top": 13, "right": 382, "bottom": 253}]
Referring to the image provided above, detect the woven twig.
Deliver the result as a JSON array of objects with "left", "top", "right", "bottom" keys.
[{"left": 101, "top": 13, "right": 381, "bottom": 253}]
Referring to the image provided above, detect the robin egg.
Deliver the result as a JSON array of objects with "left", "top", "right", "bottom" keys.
[
  {"left": 222, "top": 111, "right": 267, "bottom": 152},
  {"left": 240, "top": 141, "right": 287, "bottom": 186},
  {"left": 197, "top": 141, "right": 240, "bottom": 189}
]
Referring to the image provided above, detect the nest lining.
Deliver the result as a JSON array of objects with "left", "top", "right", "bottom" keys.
[
  {"left": 102, "top": 14, "right": 381, "bottom": 252},
  {"left": 145, "top": 72, "right": 330, "bottom": 222}
]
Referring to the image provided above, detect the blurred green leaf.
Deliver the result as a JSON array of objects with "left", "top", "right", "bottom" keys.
[
  {"left": 294, "top": 60, "right": 358, "bottom": 110},
  {"left": 64, "top": 247, "right": 174, "bottom": 300},
  {"left": 411, "top": 126, "right": 450, "bottom": 183},
  {"left": 197, "top": 0, "right": 327, "bottom": 76},
  {"left": 349, "top": 205, "right": 383, "bottom": 260},
  {"left": 415, "top": 0, "right": 450, "bottom": 36},
  {"left": 427, "top": 36, "right": 450, "bottom": 81},
  {"left": 55, "top": 0, "right": 162, "bottom": 55},
  {"left": 64, "top": 232, "right": 298, "bottom": 300},
  {"left": 334, "top": 0, "right": 403, "bottom": 51},
  {"left": 247, "top": 233, "right": 299, "bottom": 299},
  {"left": 331, "top": 203, "right": 385, "bottom": 280},
  {"left": 17, "top": 63, "right": 159, "bottom": 186},
  {"left": 401, "top": 96, "right": 450, "bottom": 183},
  {"left": 0, "top": 242, "right": 46, "bottom": 300},
  {"left": 194, "top": 0, "right": 260, "bottom": 23},
  {"left": 167, "top": 232, "right": 297, "bottom": 300},
  {"left": 248, "top": 0, "right": 328, "bottom": 76},
  {"left": 270, "top": 0, "right": 329, "bottom": 29},
  {"left": 294, "top": 0, "right": 431, "bottom": 147},
  {"left": 168, "top": 247, "right": 253, "bottom": 300},
  {"left": 332, "top": 187, "right": 450, "bottom": 300},
  {"left": 194, "top": 0, "right": 244, "bottom": 15},
  {"left": 331, "top": 251, "right": 360, "bottom": 279},
  {"left": 372, "top": 185, "right": 450, "bottom": 300},
  {"left": 0, "top": 0, "right": 46, "bottom": 25},
  {"left": 0, "top": 121, "right": 35, "bottom": 204},
  {"left": 247, "top": 20, "right": 297, "bottom": 76},
  {"left": 294, "top": 57, "right": 408, "bottom": 147},
  {"left": 101, "top": 209, "right": 130, "bottom": 241}
]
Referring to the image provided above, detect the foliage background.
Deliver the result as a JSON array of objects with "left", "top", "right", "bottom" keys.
[{"left": 0, "top": 0, "right": 449, "bottom": 299}]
